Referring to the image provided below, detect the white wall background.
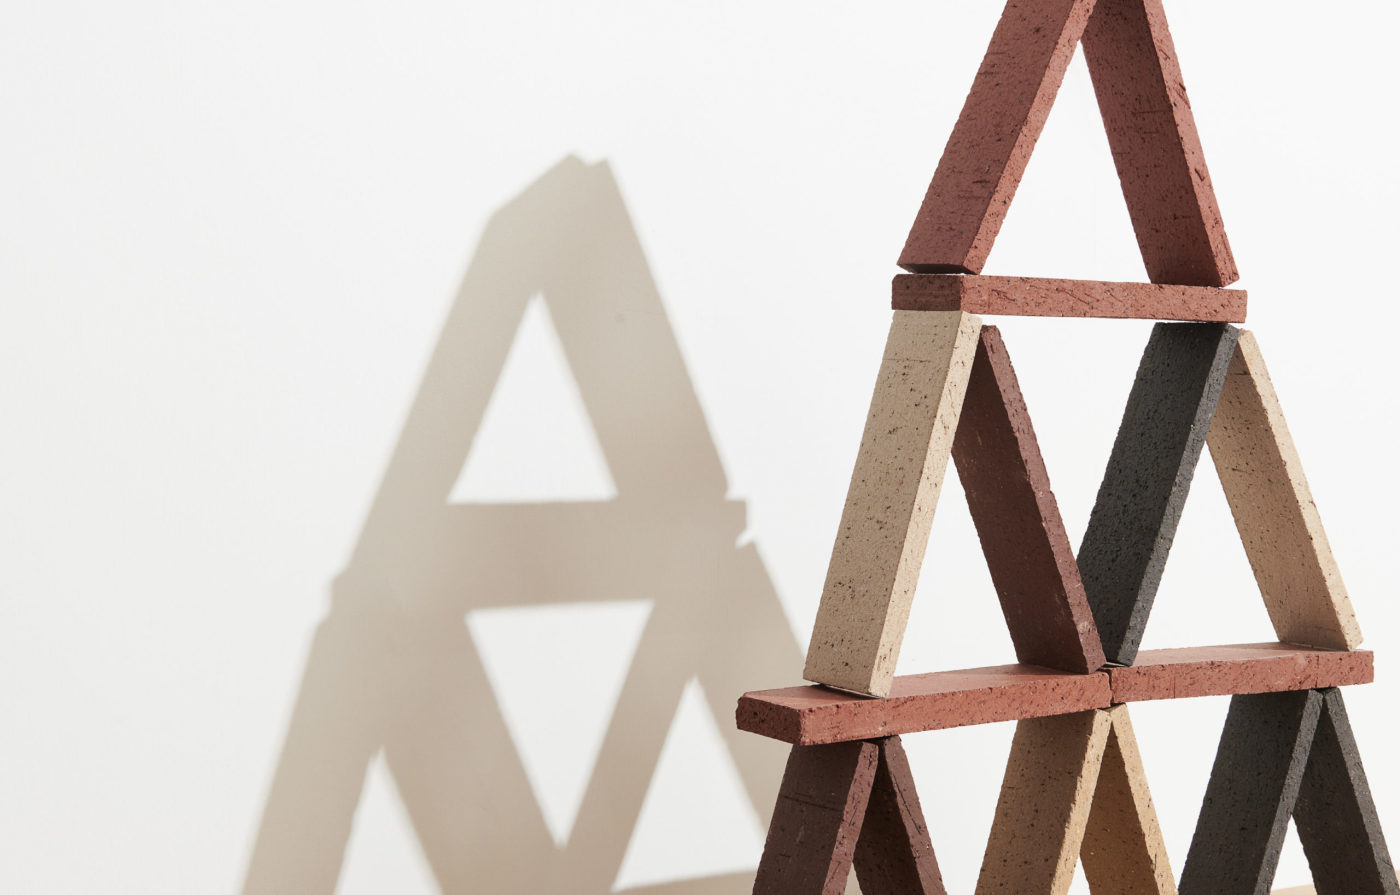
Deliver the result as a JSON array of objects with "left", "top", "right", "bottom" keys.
[{"left": 2, "top": 1, "right": 1397, "bottom": 892}]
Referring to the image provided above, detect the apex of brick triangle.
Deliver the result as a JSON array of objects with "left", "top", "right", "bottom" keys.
[{"left": 897, "top": 0, "right": 1238, "bottom": 288}]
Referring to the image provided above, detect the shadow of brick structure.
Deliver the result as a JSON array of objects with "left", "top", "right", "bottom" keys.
[{"left": 241, "top": 156, "right": 801, "bottom": 894}]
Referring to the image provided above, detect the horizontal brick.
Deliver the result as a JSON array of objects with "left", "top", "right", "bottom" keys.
[
  {"left": 738, "top": 665, "right": 1111, "bottom": 745},
  {"left": 892, "top": 274, "right": 1246, "bottom": 322},
  {"left": 1110, "top": 643, "right": 1373, "bottom": 704}
]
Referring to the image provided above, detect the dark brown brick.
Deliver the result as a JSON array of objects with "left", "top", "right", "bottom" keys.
[
  {"left": 853, "top": 737, "right": 947, "bottom": 895},
  {"left": 753, "top": 741, "right": 879, "bottom": 895},
  {"left": 892, "top": 274, "right": 1247, "bottom": 322},
  {"left": 898, "top": 0, "right": 1096, "bottom": 274},
  {"left": 1294, "top": 689, "right": 1400, "bottom": 895},
  {"left": 952, "top": 326, "right": 1104, "bottom": 673}
]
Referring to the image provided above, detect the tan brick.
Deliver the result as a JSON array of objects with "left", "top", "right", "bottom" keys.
[
  {"left": 804, "top": 311, "right": 981, "bottom": 697},
  {"left": 1206, "top": 331, "right": 1363, "bottom": 650},
  {"left": 976, "top": 709, "right": 1111, "bottom": 895},
  {"left": 1081, "top": 705, "right": 1177, "bottom": 894}
]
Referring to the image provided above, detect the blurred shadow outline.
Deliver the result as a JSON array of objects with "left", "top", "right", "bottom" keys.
[{"left": 239, "top": 156, "right": 802, "bottom": 894}]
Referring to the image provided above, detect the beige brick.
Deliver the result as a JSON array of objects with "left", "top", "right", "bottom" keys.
[
  {"left": 804, "top": 310, "right": 981, "bottom": 697},
  {"left": 976, "top": 709, "right": 1110, "bottom": 895},
  {"left": 1206, "top": 330, "right": 1363, "bottom": 650},
  {"left": 1081, "top": 705, "right": 1177, "bottom": 894}
]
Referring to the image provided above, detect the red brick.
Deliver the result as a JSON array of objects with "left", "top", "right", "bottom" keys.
[
  {"left": 1081, "top": 0, "right": 1238, "bottom": 286},
  {"left": 753, "top": 741, "right": 879, "bottom": 895},
  {"left": 952, "top": 326, "right": 1104, "bottom": 673},
  {"left": 898, "top": 0, "right": 1096, "bottom": 274},
  {"left": 1109, "top": 643, "right": 1374, "bottom": 704},
  {"left": 737, "top": 664, "right": 1111, "bottom": 745},
  {"left": 893, "top": 274, "right": 1246, "bottom": 322}
]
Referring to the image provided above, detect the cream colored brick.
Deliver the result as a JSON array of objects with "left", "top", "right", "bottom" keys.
[
  {"left": 803, "top": 310, "right": 981, "bottom": 697},
  {"left": 1206, "top": 330, "right": 1363, "bottom": 650}
]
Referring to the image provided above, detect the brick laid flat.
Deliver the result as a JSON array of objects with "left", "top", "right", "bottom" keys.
[
  {"left": 739, "top": 665, "right": 1111, "bottom": 745},
  {"left": 893, "top": 275, "right": 1247, "bottom": 322},
  {"left": 740, "top": 643, "right": 1375, "bottom": 745},
  {"left": 1110, "top": 643, "right": 1374, "bottom": 703}
]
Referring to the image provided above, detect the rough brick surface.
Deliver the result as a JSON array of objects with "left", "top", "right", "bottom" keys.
[
  {"left": 976, "top": 709, "right": 1111, "bottom": 895},
  {"left": 1081, "top": 706, "right": 1178, "bottom": 894},
  {"left": 1293, "top": 689, "right": 1400, "bottom": 895},
  {"left": 853, "top": 737, "right": 948, "bottom": 895},
  {"left": 952, "top": 326, "right": 1104, "bottom": 673},
  {"left": 753, "top": 741, "right": 879, "bottom": 895},
  {"left": 898, "top": 0, "right": 1096, "bottom": 274},
  {"left": 1081, "top": 0, "right": 1237, "bottom": 286},
  {"left": 805, "top": 311, "right": 981, "bottom": 697},
  {"left": 1179, "top": 690, "right": 1323, "bottom": 895},
  {"left": 1207, "top": 331, "right": 1363, "bottom": 650},
  {"left": 892, "top": 274, "right": 1247, "bottom": 322},
  {"left": 1110, "top": 644, "right": 1374, "bottom": 703},
  {"left": 1078, "top": 322, "right": 1239, "bottom": 665},
  {"left": 739, "top": 664, "right": 1110, "bottom": 746}
]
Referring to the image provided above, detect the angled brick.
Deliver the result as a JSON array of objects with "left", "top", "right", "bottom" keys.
[
  {"left": 805, "top": 311, "right": 981, "bottom": 697},
  {"left": 953, "top": 325, "right": 1104, "bottom": 673}
]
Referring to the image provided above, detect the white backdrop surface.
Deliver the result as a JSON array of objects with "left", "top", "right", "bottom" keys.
[{"left": 1, "top": 2, "right": 1397, "bottom": 893}]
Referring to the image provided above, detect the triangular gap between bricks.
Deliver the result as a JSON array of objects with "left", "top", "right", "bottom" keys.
[
  {"left": 802, "top": 314, "right": 1363, "bottom": 698},
  {"left": 1178, "top": 689, "right": 1399, "bottom": 895},
  {"left": 751, "top": 706, "right": 1176, "bottom": 895},
  {"left": 897, "top": 0, "right": 1236, "bottom": 288},
  {"left": 803, "top": 312, "right": 1104, "bottom": 698},
  {"left": 977, "top": 706, "right": 1175, "bottom": 895},
  {"left": 1078, "top": 323, "right": 1363, "bottom": 666},
  {"left": 751, "top": 736, "right": 946, "bottom": 895}
]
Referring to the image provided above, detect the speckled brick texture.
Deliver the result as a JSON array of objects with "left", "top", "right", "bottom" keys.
[
  {"left": 738, "top": 664, "right": 1111, "bottom": 745},
  {"left": 976, "top": 709, "right": 1111, "bottom": 895},
  {"left": 1078, "top": 322, "right": 1239, "bottom": 665},
  {"left": 952, "top": 326, "right": 1104, "bottom": 673},
  {"left": 1080, "top": 0, "right": 1237, "bottom": 286},
  {"left": 1080, "top": 706, "right": 1178, "bottom": 894},
  {"left": 899, "top": 0, "right": 1238, "bottom": 285},
  {"left": 1110, "top": 643, "right": 1374, "bottom": 703},
  {"left": 853, "top": 737, "right": 948, "bottom": 895},
  {"left": 1293, "top": 690, "right": 1400, "bottom": 895},
  {"left": 898, "top": 0, "right": 1095, "bottom": 274},
  {"left": 1207, "top": 331, "right": 1363, "bottom": 650},
  {"left": 753, "top": 741, "right": 879, "bottom": 895},
  {"left": 892, "top": 274, "right": 1247, "bottom": 322},
  {"left": 804, "top": 311, "right": 981, "bottom": 697},
  {"left": 1179, "top": 690, "right": 1322, "bottom": 895}
]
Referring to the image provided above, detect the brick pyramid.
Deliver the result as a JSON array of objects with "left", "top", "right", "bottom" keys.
[{"left": 735, "top": 1, "right": 1398, "bottom": 893}]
